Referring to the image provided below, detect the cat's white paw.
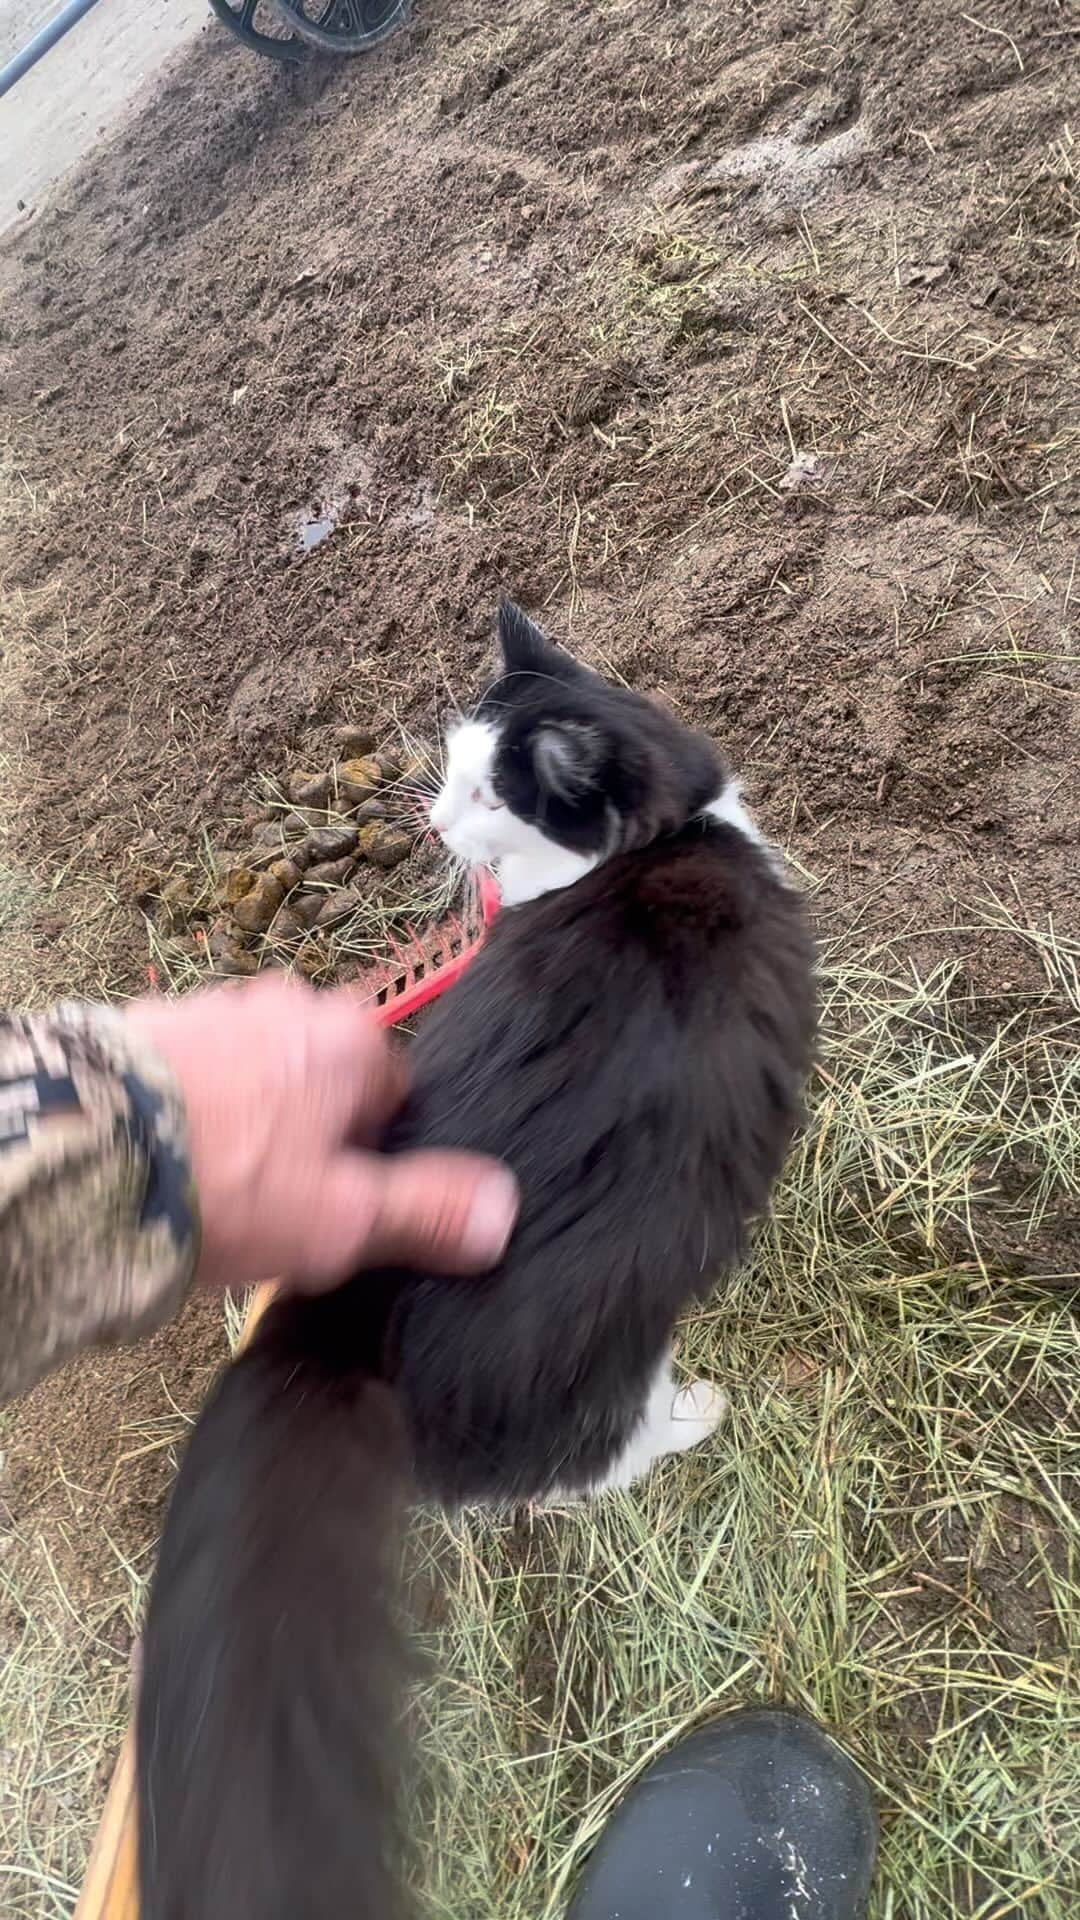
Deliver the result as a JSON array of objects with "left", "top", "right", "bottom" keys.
[
  {"left": 671, "top": 1379, "right": 728, "bottom": 1436},
  {"left": 579, "top": 1370, "right": 729, "bottom": 1493}
]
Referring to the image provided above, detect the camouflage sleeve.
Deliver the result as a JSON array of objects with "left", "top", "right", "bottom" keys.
[{"left": 0, "top": 1002, "right": 199, "bottom": 1406}]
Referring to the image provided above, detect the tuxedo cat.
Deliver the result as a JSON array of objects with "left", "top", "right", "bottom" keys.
[{"left": 138, "top": 602, "right": 816, "bottom": 1920}]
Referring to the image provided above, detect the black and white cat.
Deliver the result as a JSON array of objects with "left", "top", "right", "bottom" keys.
[{"left": 137, "top": 603, "right": 816, "bottom": 1920}]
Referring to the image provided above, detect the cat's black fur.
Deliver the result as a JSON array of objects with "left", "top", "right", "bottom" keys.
[{"left": 137, "top": 605, "right": 816, "bottom": 1920}]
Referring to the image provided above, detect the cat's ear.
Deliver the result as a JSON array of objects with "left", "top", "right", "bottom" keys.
[
  {"left": 531, "top": 720, "right": 605, "bottom": 803},
  {"left": 497, "top": 599, "right": 570, "bottom": 677}
]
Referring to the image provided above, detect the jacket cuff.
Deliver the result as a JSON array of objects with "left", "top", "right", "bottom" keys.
[{"left": 0, "top": 1001, "right": 199, "bottom": 1404}]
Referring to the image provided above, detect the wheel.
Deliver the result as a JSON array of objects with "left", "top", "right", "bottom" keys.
[
  {"left": 207, "top": 0, "right": 322, "bottom": 61},
  {"left": 268, "top": 0, "right": 410, "bottom": 57}
]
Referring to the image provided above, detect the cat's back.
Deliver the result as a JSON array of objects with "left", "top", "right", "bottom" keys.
[
  {"left": 372, "top": 821, "right": 814, "bottom": 1502},
  {"left": 396, "top": 819, "right": 815, "bottom": 1172}
]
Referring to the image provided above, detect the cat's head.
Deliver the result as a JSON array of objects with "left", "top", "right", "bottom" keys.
[{"left": 429, "top": 602, "right": 724, "bottom": 903}]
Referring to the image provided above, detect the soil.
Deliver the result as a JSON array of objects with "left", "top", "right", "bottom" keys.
[
  {"left": 2, "top": 1293, "right": 227, "bottom": 1618},
  {"left": 0, "top": 0, "right": 1076, "bottom": 1891},
  {"left": 0, "top": 0, "right": 209, "bottom": 239}
]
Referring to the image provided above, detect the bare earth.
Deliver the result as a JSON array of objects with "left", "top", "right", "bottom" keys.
[{"left": 0, "top": 0, "right": 209, "bottom": 237}]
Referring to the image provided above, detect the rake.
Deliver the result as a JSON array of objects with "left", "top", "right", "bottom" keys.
[{"left": 363, "top": 865, "right": 501, "bottom": 1024}]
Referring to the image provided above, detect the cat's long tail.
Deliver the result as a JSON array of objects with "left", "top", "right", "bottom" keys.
[{"left": 136, "top": 1289, "right": 412, "bottom": 1920}]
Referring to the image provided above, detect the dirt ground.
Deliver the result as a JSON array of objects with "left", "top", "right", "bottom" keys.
[
  {"left": 0, "top": 0, "right": 1076, "bottom": 1909},
  {"left": 0, "top": 0, "right": 210, "bottom": 237},
  {"left": 3, "top": 0, "right": 1077, "bottom": 1000}
]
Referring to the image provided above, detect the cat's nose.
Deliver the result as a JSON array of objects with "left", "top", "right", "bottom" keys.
[{"left": 429, "top": 798, "right": 449, "bottom": 834}]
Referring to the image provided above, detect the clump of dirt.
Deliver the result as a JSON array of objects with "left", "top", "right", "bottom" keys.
[{"left": 137, "top": 728, "right": 434, "bottom": 984}]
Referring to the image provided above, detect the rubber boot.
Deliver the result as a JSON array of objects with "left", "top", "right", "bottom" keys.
[{"left": 566, "top": 1707, "right": 877, "bottom": 1920}]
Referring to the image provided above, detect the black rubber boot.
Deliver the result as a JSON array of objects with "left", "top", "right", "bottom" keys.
[{"left": 566, "top": 1707, "right": 877, "bottom": 1920}]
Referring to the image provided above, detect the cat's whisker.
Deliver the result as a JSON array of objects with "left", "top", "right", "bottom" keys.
[
  {"left": 398, "top": 791, "right": 435, "bottom": 832},
  {"left": 434, "top": 660, "right": 464, "bottom": 731},
  {"left": 397, "top": 725, "right": 445, "bottom": 786},
  {"left": 403, "top": 775, "right": 439, "bottom": 804}
]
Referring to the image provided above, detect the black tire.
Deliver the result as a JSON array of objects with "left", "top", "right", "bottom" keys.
[
  {"left": 207, "top": 0, "right": 312, "bottom": 62},
  {"left": 268, "top": 0, "right": 409, "bottom": 57}
]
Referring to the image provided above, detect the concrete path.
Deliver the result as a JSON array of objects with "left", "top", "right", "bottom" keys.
[{"left": 0, "top": 0, "right": 211, "bottom": 236}]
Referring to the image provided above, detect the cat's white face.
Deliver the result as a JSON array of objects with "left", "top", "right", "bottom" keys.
[
  {"left": 429, "top": 722, "right": 512, "bottom": 866},
  {"left": 430, "top": 721, "right": 598, "bottom": 907}
]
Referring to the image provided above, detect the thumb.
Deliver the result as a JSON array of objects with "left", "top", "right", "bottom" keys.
[{"left": 297, "top": 1150, "right": 519, "bottom": 1285}]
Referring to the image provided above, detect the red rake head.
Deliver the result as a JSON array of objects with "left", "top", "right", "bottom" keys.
[{"left": 363, "top": 867, "right": 499, "bottom": 1027}]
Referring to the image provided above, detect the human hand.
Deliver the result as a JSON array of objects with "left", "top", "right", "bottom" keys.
[{"left": 125, "top": 976, "right": 518, "bottom": 1292}]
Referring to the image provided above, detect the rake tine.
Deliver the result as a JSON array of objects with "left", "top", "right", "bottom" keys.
[
  {"left": 345, "top": 868, "right": 500, "bottom": 1024},
  {"left": 384, "top": 927, "right": 413, "bottom": 969}
]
